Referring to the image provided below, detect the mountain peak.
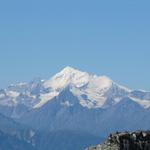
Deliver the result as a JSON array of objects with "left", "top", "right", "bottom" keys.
[
  {"left": 43, "top": 67, "right": 116, "bottom": 93},
  {"left": 61, "top": 66, "right": 79, "bottom": 72},
  {"left": 58, "top": 66, "right": 85, "bottom": 76},
  {"left": 44, "top": 66, "right": 90, "bottom": 89}
]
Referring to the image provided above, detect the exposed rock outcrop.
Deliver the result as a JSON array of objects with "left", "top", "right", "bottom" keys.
[{"left": 86, "top": 131, "right": 150, "bottom": 150}]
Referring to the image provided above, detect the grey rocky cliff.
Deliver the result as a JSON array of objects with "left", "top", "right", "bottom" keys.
[{"left": 86, "top": 131, "right": 150, "bottom": 150}]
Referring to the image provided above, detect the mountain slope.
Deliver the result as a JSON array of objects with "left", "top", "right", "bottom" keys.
[
  {"left": 18, "top": 89, "right": 150, "bottom": 137},
  {"left": 0, "top": 113, "right": 36, "bottom": 150},
  {"left": 34, "top": 130, "right": 102, "bottom": 150},
  {"left": 0, "top": 130, "right": 36, "bottom": 150}
]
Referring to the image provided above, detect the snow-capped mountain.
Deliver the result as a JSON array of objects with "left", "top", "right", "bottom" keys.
[
  {"left": 0, "top": 66, "right": 150, "bottom": 149},
  {"left": 0, "top": 66, "right": 149, "bottom": 113}
]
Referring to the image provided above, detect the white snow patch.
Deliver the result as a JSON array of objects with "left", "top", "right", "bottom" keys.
[
  {"left": 7, "top": 91, "right": 20, "bottom": 98},
  {"left": 61, "top": 101, "right": 73, "bottom": 107},
  {"left": 114, "top": 97, "right": 122, "bottom": 103},
  {"left": 34, "top": 91, "right": 59, "bottom": 108},
  {"left": 71, "top": 75, "right": 113, "bottom": 108},
  {"left": 17, "top": 82, "right": 27, "bottom": 86},
  {"left": 130, "top": 96, "right": 150, "bottom": 109},
  {"left": 116, "top": 84, "right": 131, "bottom": 92},
  {"left": 79, "top": 99, "right": 94, "bottom": 109}
]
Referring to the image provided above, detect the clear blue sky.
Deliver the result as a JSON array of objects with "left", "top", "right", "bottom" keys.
[{"left": 0, "top": 0, "right": 150, "bottom": 90}]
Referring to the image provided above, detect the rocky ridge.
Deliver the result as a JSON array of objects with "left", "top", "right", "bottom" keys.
[{"left": 86, "top": 131, "right": 150, "bottom": 150}]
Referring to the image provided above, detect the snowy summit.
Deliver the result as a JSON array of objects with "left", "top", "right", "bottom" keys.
[{"left": 0, "top": 66, "right": 150, "bottom": 115}]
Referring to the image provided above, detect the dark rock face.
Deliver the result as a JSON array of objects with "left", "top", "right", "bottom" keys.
[{"left": 86, "top": 131, "right": 150, "bottom": 150}]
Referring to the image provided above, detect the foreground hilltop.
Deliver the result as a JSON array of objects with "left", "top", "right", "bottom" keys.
[{"left": 86, "top": 131, "right": 150, "bottom": 150}]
